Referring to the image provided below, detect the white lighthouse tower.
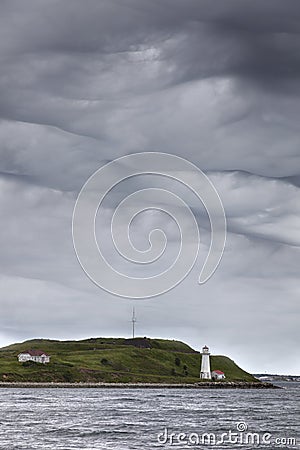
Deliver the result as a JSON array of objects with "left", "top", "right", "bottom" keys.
[{"left": 200, "top": 345, "right": 211, "bottom": 379}]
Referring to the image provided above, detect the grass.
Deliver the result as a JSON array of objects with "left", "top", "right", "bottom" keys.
[{"left": 0, "top": 337, "right": 257, "bottom": 383}]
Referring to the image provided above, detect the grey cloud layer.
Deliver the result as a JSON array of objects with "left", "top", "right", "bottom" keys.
[
  {"left": 1, "top": 1, "right": 300, "bottom": 180},
  {"left": 0, "top": 0, "right": 299, "bottom": 373}
]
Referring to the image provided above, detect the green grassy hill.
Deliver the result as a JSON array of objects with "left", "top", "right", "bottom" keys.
[{"left": 0, "top": 337, "right": 257, "bottom": 383}]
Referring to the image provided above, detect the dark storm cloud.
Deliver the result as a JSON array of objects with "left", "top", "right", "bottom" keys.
[
  {"left": 0, "top": 0, "right": 299, "bottom": 373},
  {"left": 1, "top": 0, "right": 300, "bottom": 88},
  {"left": 0, "top": 0, "right": 299, "bottom": 189}
]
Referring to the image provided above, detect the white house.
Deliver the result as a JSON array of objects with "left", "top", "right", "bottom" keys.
[
  {"left": 212, "top": 370, "right": 225, "bottom": 380},
  {"left": 18, "top": 349, "right": 50, "bottom": 364}
]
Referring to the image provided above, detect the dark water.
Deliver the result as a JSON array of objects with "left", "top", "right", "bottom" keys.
[{"left": 0, "top": 383, "right": 299, "bottom": 449}]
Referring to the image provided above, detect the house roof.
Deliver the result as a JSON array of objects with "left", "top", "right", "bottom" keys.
[
  {"left": 19, "top": 349, "right": 49, "bottom": 357},
  {"left": 212, "top": 370, "right": 224, "bottom": 374}
]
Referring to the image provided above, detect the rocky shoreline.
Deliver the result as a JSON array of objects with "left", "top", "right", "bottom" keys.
[{"left": 0, "top": 381, "right": 280, "bottom": 389}]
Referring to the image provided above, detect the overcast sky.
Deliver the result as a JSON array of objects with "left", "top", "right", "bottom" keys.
[{"left": 0, "top": 0, "right": 299, "bottom": 374}]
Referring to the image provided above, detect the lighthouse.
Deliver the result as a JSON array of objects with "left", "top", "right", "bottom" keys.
[{"left": 200, "top": 345, "right": 211, "bottom": 379}]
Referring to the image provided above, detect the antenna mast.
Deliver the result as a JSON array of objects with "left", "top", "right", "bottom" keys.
[{"left": 132, "top": 307, "right": 136, "bottom": 339}]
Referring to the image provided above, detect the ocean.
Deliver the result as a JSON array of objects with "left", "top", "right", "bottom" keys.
[{"left": 0, "top": 383, "right": 298, "bottom": 449}]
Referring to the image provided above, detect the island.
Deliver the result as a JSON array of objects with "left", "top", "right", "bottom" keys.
[{"left": 0, "top": 337, "right": 278, "bottom": 388}]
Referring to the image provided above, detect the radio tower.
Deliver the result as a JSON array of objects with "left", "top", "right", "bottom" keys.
[{"left": 132, "top": 307, "right": 136, "bottom": 339}]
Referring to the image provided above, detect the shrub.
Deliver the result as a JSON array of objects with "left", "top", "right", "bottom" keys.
[
  {"left": 22, "top": 361, "right": 37, "bottom": 367},
  {"left": 62, "top": 371, "right": 74, "bottom": 382},
  {"left": 175, "top": 357, "right": 181, "bottom": 367}
]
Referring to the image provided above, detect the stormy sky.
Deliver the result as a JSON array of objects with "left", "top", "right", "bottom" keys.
[{"left": 0, "top": 0, "right": 299, "bottom": 374}]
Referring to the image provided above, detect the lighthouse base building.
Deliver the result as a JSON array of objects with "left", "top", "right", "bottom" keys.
[{"left": 200, "top": 345, "right": 211, "bottom": 379}]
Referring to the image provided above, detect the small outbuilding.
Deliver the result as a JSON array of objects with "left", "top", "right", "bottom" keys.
[
  {"left": 212, "top": 370, "right": 225, "bottom": 380},
  {"left": 18, "top": 349, "right": 50, "bottom": 364}
]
